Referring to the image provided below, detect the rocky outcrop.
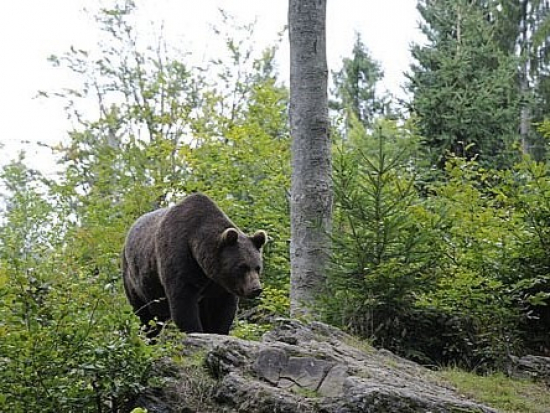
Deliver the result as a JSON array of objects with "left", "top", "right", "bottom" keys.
[
  {"left": 510, "top": 354, "right": 550, "bottom": 385},
  {"left": 130, "top": 319, "right": 499, "bottom": 413}
]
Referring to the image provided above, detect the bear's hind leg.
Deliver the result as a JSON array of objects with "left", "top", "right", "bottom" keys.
[{"left": 125, "top": 288, "right": 169, "bottom": 339}]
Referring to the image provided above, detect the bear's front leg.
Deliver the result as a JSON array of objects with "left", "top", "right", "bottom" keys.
[
  {"left": 167, "top": 286, "right": 204, "bottom": 333},
  {"left": 200, "top": 284, "right": 238, "bottom": 334}
]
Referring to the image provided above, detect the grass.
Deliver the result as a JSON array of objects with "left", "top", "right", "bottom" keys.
[
  {"left": 441, "top": 368, "right": 550, "bottom": 413},
  {"left": 342, "top": 334, "right": 375, "bottom": 354}
]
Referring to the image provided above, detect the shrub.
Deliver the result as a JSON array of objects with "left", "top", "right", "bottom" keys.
[{"left": 0, "top": 160, "right": 155, "bottom": 413}]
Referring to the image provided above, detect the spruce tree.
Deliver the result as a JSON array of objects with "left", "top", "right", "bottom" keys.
[
  {"left": 407, "top": 0, "right": 521, "bottom": 170},
  {"left": 330, "top": 33, "right": 385, "bottom": 130}
]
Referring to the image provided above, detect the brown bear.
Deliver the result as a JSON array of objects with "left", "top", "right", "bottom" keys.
[{"left": 122, "top": 193, "right": 267, "bottom": 335}]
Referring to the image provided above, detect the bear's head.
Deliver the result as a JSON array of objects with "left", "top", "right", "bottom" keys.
[{"left": 216, "top": 227, "right": 267, "bottom": 299}]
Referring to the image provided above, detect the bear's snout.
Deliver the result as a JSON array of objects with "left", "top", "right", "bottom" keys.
[
  {"left": 246, "top": 287, "right": 263, "bottom": 299},
  {"left": 239, "top": 271, "right": 262, "bottom": 299}
]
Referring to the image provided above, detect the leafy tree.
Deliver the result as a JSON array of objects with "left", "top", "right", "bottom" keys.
[
  {"left": 207, "top": 10, "right": 285, "bottom": 129},
  {"left": 47, "top": 0, "right": 292, "bottom": 307},
  {"left": 0, "top": 157, "right": 153, "bottom": 412},
  {"left": 48, "top": 0, "right": 202, "bottom": 214},
  {"left": 1, "top": 3, "right": 286, "bottom": 410},
  {"left": 497, "top": 145, "right": 550, "bottom": 355},
  {"left": 417, "top": 158, "right": 523, "bottom": 368},
  {"left": 326, "top": 115, "right": 550, "bottom": 367},
  {"left": 181, "top": 70, "right": 292, "bottom": 293},
  {"left": 408, "top": 0, "right": 522, "bottom": 170}
]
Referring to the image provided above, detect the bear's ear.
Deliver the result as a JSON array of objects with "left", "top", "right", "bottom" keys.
[
  {"left": 220, "top": 227, "right": 239, "bottom": 247},
  {"left": 250, "top": 230, "right": 267, "bottom": 250}
]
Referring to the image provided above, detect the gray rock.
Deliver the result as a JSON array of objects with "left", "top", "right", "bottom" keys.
[
  {"left": 130, "top": 319, "right": 500, "bottom": 413},
  {"left": 318, "top": 364, "right": 348, "bottom": 397},
  {"left": 281, "top": 356, "right": 334, "bottom": 390},
  {"left": 253, "top": 347, "right": 289, "bottom": 384},
  {"left": 510, "top": 354, "right": 550, "bottom": 384}
]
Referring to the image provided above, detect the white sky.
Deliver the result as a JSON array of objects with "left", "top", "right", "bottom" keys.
[{"left": 0, "top": 1, "right": 422, "bottom": 178}]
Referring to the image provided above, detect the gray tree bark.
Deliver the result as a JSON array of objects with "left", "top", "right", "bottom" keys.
[
  {"left": 519, "top": 0, "right": 531, "bottom": 155},
  {"left": 288, "top": 0, "right": 332, "bottom": 318}
]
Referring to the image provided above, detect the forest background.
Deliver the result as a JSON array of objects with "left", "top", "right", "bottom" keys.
[{"left": 1, "top": 1, "right": 550, "bottom": 411}]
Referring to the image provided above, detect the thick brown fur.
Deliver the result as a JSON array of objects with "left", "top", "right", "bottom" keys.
[{"left": 122, "top": 193, "right": 267, "bottom": 335}]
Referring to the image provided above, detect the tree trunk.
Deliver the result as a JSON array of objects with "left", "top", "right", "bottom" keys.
[
  {"left": 288, "top": 0, "right": 332, "bottom": 318},
  {"left": 519, "top": 0, "right": 531, "bottom": 155}
]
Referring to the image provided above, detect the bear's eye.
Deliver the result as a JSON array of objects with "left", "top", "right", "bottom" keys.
[
  {"left": 237, "top": 264, "right": 250, "bottom": 273},
  {"left": 255, "top": 266, "right": 261, "bottom": 273}
]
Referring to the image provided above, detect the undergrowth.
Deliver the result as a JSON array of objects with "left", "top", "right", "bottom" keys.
[{"left": 441, "top": 368, "right": 550, "bottom": 413}]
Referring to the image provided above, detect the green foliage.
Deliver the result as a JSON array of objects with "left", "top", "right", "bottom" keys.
[
  {"left": 441, "top": 368, "right": 550, "bottom": 413},
  {"left": 416, "top": 158, "right": 523, "bottom": 368},
  {"left": 408, "top": 0, "right": 521, "bottom": 169},
  {"left": 231, "top": 321, "right": 272, "bottom": 341},
  {"left": 4, "top": 7, "right": 550, "bottom": 412},
  {"left": 48, "top": 0, "right": 197, "bottom": 211},
  {"left": 181, "top": 76, "right": 291, "bottom": 289},
  {"left": 231, "top": 285, "right": 290, "bottom": 341},
  {"left": 326, "top": 119, "right": 438, "bottom": 342},
  {"left": 48, "top": 1, "right": 291, "bottom": 290},
  {"left": 330, "top": 32, "right": 387, "bottom": 129},
  {"left": 496, "top": 154, "right": 550, "bottom": 354},
  {"left": 0, "top": 158, "right": 155, "bottom": 413},
  {"left": 2, "top": 7, "right": 292, "bottom": 410},
  {"left": 258, "top": 285, "right": 291, "bottom": 316},
  {"left": 326, "top": 115, "right": 550, "bottom": 368},
  {"left": 494, "top": 0, "right": 550, "bottom": 160}
]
